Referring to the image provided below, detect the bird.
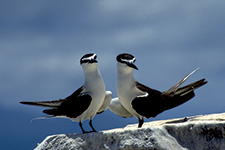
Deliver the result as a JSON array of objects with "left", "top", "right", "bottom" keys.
[
  {"left": 20, "top": 53, "right": 112, "bottom": 133},
  {"left": 109, "top": 53, "right": 207, "bottom": 128}
]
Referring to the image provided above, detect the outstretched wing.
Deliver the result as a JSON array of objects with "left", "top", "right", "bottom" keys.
[{"left": 43, "top": 93, "right": 92, "bottom": 118}]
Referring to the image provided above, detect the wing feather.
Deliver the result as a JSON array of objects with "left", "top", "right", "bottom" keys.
[
  {"left": 43, "top": 93, "right": 92, "bottom": 118},
  {"left": 20, "top": 86, "right": 84, "bottom": 108}
]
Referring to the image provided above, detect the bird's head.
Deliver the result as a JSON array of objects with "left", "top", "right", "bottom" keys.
[
  {"left": 80, "top": 53, "right": 98, "bottom": 64},
  {"left": 116, "top": 53, "right": 138, "bottom": 71},
  {"left": 80, "top": 53, "right": 98, "bottom": 71}
]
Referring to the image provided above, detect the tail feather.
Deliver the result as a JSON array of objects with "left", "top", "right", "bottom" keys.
[
  {"left": 162, "top": 79, "right": 207, "bottom": 112},
  {"left": 175, "top": 79, "right": 207, "bottom": 96},
  {"left": 30, "top": 116, "right": 56, "bottom": 122},
  {"left": 161, "top": 68, "right": 207, "bottom": 111},
  {"left": 163, "top": 68, "right": 200, "bottom": 96},
  {"left": 163, "top": 91, "right": 195, "bottom": 111},
  {"left": 20, "top": 99, "right": 65, "bottom": 108}
]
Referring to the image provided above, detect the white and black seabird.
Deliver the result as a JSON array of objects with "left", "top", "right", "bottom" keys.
[
  {"left": 20, "top": 53, "right": 112, "bottom": 133},
  {"left": 109, "top": 53, "right": 207, "bottom": 128}
]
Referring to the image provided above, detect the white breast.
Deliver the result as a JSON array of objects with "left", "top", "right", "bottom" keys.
[
  {"left": 72, "top": 66, "right": 106, "bottom": 122},
  {"left": 116, "top": 64, "right": 145, "bottom": 118}
]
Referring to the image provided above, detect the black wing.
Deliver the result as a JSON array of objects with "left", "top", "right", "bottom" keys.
[
  {"left": 65, "top": 86, "right": 84, "bottom": 100},
  {"left": 20, "top": 86, "right": 92, "bottom": 118},
  {"left": 131, "top": 89, "right": 192, "bottom": 119},
  {"left": 20, "top": 99, "right": 65, "bottom": 108},
  {"left": 161, "top": 79, "right": 207, "bottom": 111},
  {"left": 131, "top": 95, "right": 165, "bottom": 119},
  {"left": 131, "top": 81, "right": 163, "bottom": 118},
  {"left": 132, "top": 78, "right": 206, "bottom": 119},
  {"left": 20, "top": 86, "right": 84, "bottom": 108},
  {"left": 132, "top": 81, "right": 194, "bottom": 118},
  {"left": 43, "top": 93, "right": 92, "bottom": 118},
  {"left": 135, "top": 81, "right": 162, "bottom": 95}
]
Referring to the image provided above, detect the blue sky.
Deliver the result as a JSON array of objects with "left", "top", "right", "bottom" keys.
[{"left": 1, "top": 1, "right": 225, "bottom": 149}]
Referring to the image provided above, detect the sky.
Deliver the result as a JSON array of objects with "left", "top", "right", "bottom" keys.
[{"left": 1, "top": 0, "right": 225, "bottom": 149}]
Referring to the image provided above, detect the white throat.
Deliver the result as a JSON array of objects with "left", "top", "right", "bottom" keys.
[
  {"left": 83, "top": 64, "right": 99, "bottom": 83},
  {"left": 116, "top": 62, "right": 146, "bottom": 118},
  {"left": 82, "top": 64, "right": 105, "bottom": 91},
  {"left": 116, "top": 62, "right": 137, "bottom": 98}
]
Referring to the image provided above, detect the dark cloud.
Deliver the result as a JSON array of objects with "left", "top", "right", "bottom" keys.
[{"left": 1, "top": 1, "right": 225, "bottom": 149}]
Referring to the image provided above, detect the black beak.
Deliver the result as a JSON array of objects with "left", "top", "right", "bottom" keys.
[
  {"left": 128, "top": 63, "right": 138, "bottom": 70},
  {"left": 90, "top": 59, "right": 98, "bottom": 63}
]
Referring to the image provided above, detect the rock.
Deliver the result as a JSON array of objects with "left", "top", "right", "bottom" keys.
[{"left": 35, "top": 113, "right": 225, "bottom": 150}]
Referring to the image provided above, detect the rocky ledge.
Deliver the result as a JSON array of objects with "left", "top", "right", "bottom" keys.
[{"left": 35, "top": 113, "right": 225, "bottom": 150}]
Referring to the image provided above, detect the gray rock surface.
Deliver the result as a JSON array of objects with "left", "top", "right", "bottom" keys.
[{"left": 35, "top": 113, "right": 225, "bottom": 150}]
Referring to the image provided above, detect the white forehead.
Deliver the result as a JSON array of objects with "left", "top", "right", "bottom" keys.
[
  {"left": 82, "top": 54, "right": 96, "bottom": 61},
  {"left": 121, "top": 57, "right": 136, "bottom": 63}
]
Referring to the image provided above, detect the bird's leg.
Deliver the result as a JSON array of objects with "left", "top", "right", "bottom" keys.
[
  {"left": 79, "top": 122, "right": 87, "bottom": 134},
  {"left": 138, "top": 118, "right": 144, "bottom": 128},
  {"left": 89, "top": 119, "right": 97, "bottom": 132}
]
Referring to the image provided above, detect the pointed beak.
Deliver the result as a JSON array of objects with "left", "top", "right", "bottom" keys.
[
  {"left": 90, "top": 59, "right": 98, "bottom": 63},
  {"left": 128, "top": 63, "right": 138, "bottom": 70}
]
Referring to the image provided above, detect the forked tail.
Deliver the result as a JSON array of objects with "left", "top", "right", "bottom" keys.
[{"left": 162, "top": 68, "right": 207, "bottom": 111}]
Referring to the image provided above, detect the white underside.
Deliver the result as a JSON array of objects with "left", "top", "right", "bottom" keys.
[
  {"left": 109, "top": 97, "right": 133, "bottom": 118},
  {"left": 116, "top": 62, "right": 147, "bottom": 119}
]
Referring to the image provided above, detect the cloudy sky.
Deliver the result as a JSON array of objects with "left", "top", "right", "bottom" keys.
[{"left": 1, "top": 1, "right": 225, "bottom": 149}]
